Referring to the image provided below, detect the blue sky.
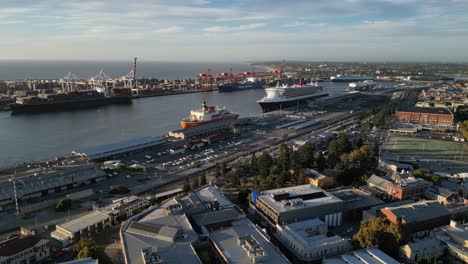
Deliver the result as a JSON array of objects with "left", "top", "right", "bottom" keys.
[{"left": 0, "top": 0, "right": 467, "bottom": 62}]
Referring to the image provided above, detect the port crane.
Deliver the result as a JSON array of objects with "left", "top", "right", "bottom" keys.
[
  {"left": 118, "top": 57, "right": 139, "bottom": 96},
  {"left": 88, "top": 70, "right": 114, "bottom": 96},
  {"left": 60, "top": 72, "right": 86, "bottom": 92}
]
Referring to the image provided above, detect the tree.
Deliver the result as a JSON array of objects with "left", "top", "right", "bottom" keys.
[
  {"left": 215, "top": 162, "right": 221, "bottom": 178},
  {"left": 257, "top": 152, "right": 273, "bottom": 178},
  {"left": 56, "top": 198, "right": 72, "bottom": 212},
  {"left": 198, "top": 174, "right": 207, "bottom": 186},
  {"left": 249, "top": 153, "right": 258, "bottom": 176},
  {"left": 356, "top": 132, "right": 366, "bottom": 148},
  {"left": 229, "top": 122, "right": 240, "bottom": 135},
  {"left": 299, "top": 141, "right": 314, "bottom": 168},
  {"left": 354, "top": 218, "right": 408, "bottom": 256},
  {"left": 231, "top": 173, "right": 240, "bottom": 188},
  {"left": 412, "top": 168, "right": 424, "bottom": 178},
  {"left": 314, "top": 151, "right": 325, "bottom": 171},
  {"left": 238, "top": 188, "right": 250, "bottom": 204},
  {"left": 73, "top": 238, "right": 97, "bottom": 256},
  {"left": 108, "top": 185, "right": 130, "bottom": 195},
  {"left": 183, "top": 178, "right": 191, "bottom": 192}
]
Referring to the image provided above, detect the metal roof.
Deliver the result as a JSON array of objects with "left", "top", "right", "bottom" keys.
[
  {"left": 323, "top": 248, "right": 399, "bottom": 264},
  {"left": 383, "top": 201, "right": 451, "bottom": 223},
  {"left": 76, "top": 136, "right": 164, "bottom": 158},
  {"left": 57, "top": 210, "right": 111, "bottom": 234}
]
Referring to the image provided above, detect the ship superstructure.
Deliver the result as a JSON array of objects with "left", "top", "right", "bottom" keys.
[
  {"left": 257, "top": 80, "right": 328, "bottom": 113},
  {"left": 180, "top": 101, "right": 239, "bottom": 129}
]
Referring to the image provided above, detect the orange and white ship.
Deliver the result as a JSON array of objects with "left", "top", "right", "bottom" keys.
[{"left": 180, "top": 101, "right": 239, "bottom": 129}]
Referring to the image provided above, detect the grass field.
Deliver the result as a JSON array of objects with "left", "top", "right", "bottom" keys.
[{"left": 384, "top": 135, "right": 468, "bottom": 162}]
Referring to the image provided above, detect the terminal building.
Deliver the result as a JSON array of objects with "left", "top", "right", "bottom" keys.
[
  {"left": 395, "top": 107, "right": 454, "bottom": 127},
  {"left": 73, "top": 136, "right": 165, "bottom": 160}
]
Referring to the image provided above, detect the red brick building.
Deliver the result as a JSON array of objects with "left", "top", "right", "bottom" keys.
[
  {"left": 380, "top": 201, "right": 451, "bottom": 238},
  {"left": 395, "top": 107, "right": 453, "bottom": 127}
]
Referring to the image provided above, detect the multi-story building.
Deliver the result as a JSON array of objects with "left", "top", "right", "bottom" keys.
[
  {"left": 253, "top": 184, "right": 344, "bottom": 227},
  {"left": 275, "top": 218, "right": 352, "bottom": 262},
  {"left": 399, "top": 238, "right": 444, "bottom": 263},
  {"left": 209, "top": 218, "right": 290, "bottom": 264},
  {"left": 395, "top": 107, "right": 453, "bottom": 127},
  {"left": 99, "top": 195, "right": 150, "bottom": 224},
  {"left": 434, "top": 220, "right": 468, "bottom": 263},
  {"left": 0, "top": 235, "right": 50, "bottom": 264},
  {"left": 121, "top": 199, "right": 202, "bottom": 264},
  {"left": 380, "top": 201, "right": 451, "bottom": 238},
  {"left": 367, "top": 175, "right": 433, "bottom": 200}
]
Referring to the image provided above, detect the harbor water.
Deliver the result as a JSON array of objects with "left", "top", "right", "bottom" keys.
[{"left": 0, "top": 61, "right": 360, "bottom": 168}]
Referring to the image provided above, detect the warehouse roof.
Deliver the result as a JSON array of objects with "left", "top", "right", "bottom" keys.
[
  {"left": 75, "top": 136, "right": 164, "bottom": 159},
  {"left": 367, "top": 175, "right": 391, "bottom": 192},
  {"left": 191, "top": 206, "right": 245, "bottom": 227},
  {"left": 57, "top": 210, "right": 110, "bottom": 234},
  {"left": 330, "top": 187, "right": 384, "bottom": 211},
  {"left": 0, "top": 164, "right": 105, "bottom": 201},
  {"left": 383, "top": 201, "right": 450, "bottom": 223},
  {"left": 0, "top": 235, "right": 45, "bottom": 257}
]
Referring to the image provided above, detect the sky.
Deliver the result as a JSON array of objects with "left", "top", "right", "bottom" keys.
[{"left": 0, "top": 0, "right": 467, "bottom": 62}]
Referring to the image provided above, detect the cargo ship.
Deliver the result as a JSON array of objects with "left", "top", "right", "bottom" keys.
[
  {"left": 180, "top": 101, "right": 239, "bottom": 129},
  {"left": 257, "top": 80, "right": 329, "bottom": 113},
  {"left": 9, "top": 89, "right": 132, "bottom": 113},
  {"left": 330, "top": 75, "right": 374, "bottom": 82},
  {"left": 217, "top": 78, "right": 266, "bottom": 92},
  {"left": 347, "top": 80, "right": 376, "bottom": 91}
]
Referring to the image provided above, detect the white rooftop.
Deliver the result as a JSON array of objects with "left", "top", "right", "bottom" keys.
[
  {"left": 121, "top": 199, "right": 200, "bottom": 264},
  {"left": 57, "top": 210, "right": 110, "bottom": 234},
  {"left": 324, "top": 248, "right": 399, "bottom": 264},
  {"left": 281, "top": 218, "right": 347, "bottom": 248},
  {"left": 209, "top": 218, "right": 289, "bottom": 264},
  {"left": 257, "top": 184, "right": 342, "bottom": 213}
]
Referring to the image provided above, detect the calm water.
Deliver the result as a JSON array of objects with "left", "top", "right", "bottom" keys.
[{"left": 0, "top": 60, "right": 256, "bottom": 80}]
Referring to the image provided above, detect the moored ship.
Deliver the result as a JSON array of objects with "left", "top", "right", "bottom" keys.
[
  {"left": 9, "top": 89, "right": 132, "bottom": 113},
  {"left": 347, "top": 80, "right": 376, "bottom": 91},
  {"left": 217, "top": 78, "right": 266, "bottom": 92},
  {"left": 257, "top": 80, "right": 329, "bottom": 113},
  {"left": 330, "top": 74, "right": 374, "bottom": 82},
  {"left": 180, "top": 101, "right": 239, "bottom": 129}
]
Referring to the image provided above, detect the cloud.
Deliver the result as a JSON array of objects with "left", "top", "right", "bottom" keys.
[
  {"left": 282, "top": 21, "right": 305, "bottom": 28},
  {"left": 202, "top": 23, "right": 266, "bottom": 33},
  {"left": 155, "top": 26, "right": 184, "bottom": 33}
]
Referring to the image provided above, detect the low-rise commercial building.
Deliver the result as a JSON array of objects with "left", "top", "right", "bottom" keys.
[
  {"left": 304, "top": 169, "right": 335, "bottom": 189},
  {"left": 424, "top": 186, "right": 458, "bottom": 205},
  {"left": 254, "top": 184, "right": 344, "bottom": 227},
  {"left": 329, "top": 187, "right": 384, "bottom": 221},
  {"left": 51, "top": 210, "right": 112, "bottom": 246},
  {"left": 380, "top": 201, "right": 451, "bottom": 238},
  {"left": 99, "top": 195, "right": 150, "bottom": 224},
  {"left": 323, "top": 248, "right": 399, "bottom": 264},
  {"left": 399, "top": 238, "right": 444, "bottom": 263},
  {"left": 361, "top": 200, "right": 413, "bottom": 220},
  {"left": 209, "top": 218, "right": 290, "bottom": 264},
  {"left": 275, "top": 218, "right": 352, "bottom": 262},
  {"left": 0, "top": 235, "right": 50, "bottom": 264},
  {"left": 434, "top": 220, "right": 468, "bottom": 263}
]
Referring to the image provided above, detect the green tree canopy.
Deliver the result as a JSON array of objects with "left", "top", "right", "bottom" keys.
[
  {"left": 55, "top": 198, "right": 72, "bottom": 212},
  {"left": 353, "top": 218, "right": 408, "bottom": 256}
]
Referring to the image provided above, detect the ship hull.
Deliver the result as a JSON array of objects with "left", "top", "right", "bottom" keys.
[
  {"left": 258, "top": 93, "right": 329, "bottom": 113},
  {"left": 10, "top": 97, "right": 132, "bottom": 114},
  {"left": 180, "top": 114, "right": 239, "bottom": 129},
  {"left": 218, "top": 81, "right": 266, "bottom": 92}
]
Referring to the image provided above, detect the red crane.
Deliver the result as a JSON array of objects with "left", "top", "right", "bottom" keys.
[
  {"left": 197, "top": 68, "right": 213, "bottom": 90},
  {"left": 272, "top": 60, "right": 286, "bottom": 79}
]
